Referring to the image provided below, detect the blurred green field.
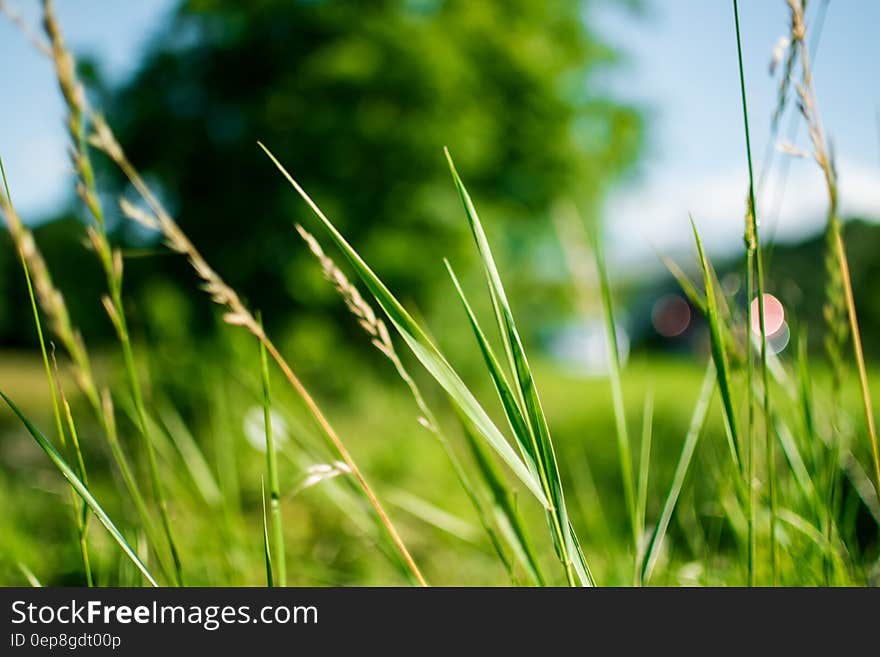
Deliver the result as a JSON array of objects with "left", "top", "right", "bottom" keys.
[
  {"left": 2, "top": 0, "right": 879, "bottom": 589},
  {"left": 2, "top": 344, "right": 877, "bottom": 586}
]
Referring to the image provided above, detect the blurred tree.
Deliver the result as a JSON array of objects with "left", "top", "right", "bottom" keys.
[{"left": 94, "top": 0, "right": 641, "bottom": 336}]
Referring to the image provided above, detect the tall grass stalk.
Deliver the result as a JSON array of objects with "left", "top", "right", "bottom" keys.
[
  {"left": 445, "top": 153, "right": 591, "bottom": 584},
  {"left": 553, "top": 208, "right": 638, "bottom": 561},
  {"left": 25, "top": 250, "right": 93, "bottom": 586},
  {"left": 785, "top": 0, "right": 880, "bottom": 496},
  {"left": 0, "top": 157, "right": 168, "bottom": 578},
  {"left": 41, "top": 0, "right": 185, "bottom": 585},
  {"left": 732, "top": 0, "right": 776, "bottom": 585},
  {"left": 0, "top": 166, "right": 97, "bottom": 409},
  {"left": 691, "top": 220, "right": 741, "bottom": 474},
  {"left": 690, "top": 220, "right": 757, "bottom": 580},
  {"left": 761, "top": 0, "right": 830, "bottom": 252},
  {"left": 641, "top": 363, "right": 715, "bottom": 585},
  {"left": 445, "top": 261, "right": 555, "bottom": 583},
  {"left": 458, "top": 415, "right": 545, "bottom": 585},
  {"left": 443, "top": 155, "right": 592, "bottom": 585},
  {"left": 635, "top": 391, "right": 654, "bottom": 584},
  {"left": 7, "top": 108, "right": 170, "bottom": 577},
  {"left": 591, "top": 225, "right": 638, "bottom": 553},
  {"left": 258, "top": 315, "right": 286, "bottom": 586},
  {"left": 3, "top": 158, "right": 94, "bottom": 585},
  {"left": 59, "top": 391, "right": 93, "bottom": 586},
  {"left": 260, "top": 479, "right": 274, "bottom": 587}
]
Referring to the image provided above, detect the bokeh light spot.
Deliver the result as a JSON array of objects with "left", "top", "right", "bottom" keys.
[
  {"left": 651, "top": 294, "right": 691, "bottom": 337},
  {"left": 768, "top": 321, "right": 791, "bottom": 354},
  {"left": 751, "top": 293, "right": 785, "bottom": 336}
]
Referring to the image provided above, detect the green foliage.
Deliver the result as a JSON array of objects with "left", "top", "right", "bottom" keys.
[
  {"left": 0, "top": 391, "right": 157, "bottom": 587},
  {"left": 98, "top": 0, "right": 640, "bottom": 335}
]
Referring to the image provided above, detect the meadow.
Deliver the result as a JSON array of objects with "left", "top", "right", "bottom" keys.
[{"left": 1, "top": 0, "right": 878, "bottom": 587}]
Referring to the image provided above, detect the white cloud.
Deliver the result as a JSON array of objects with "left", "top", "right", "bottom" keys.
[{"left": 604, "top": 157, "right": 880, "bottom": 270}]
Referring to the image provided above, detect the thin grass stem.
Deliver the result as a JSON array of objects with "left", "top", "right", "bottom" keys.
[
  {"left": 3, "top": 158, "right": 94, "bottom": 586},
  {"left": 258, "top": 314, "right": 286, "bottom": 586},
  {"left": 733, "top": 0, "right": 776, "bottom": 584},
  {"left": 635, "top": 389, "right": 654, "bottom": 585}
]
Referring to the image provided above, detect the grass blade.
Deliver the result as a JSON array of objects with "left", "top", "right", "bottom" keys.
[
  {"left": 635, "top": 389, "right": 654, "bottom": 583},
  {"left": 155, "top": 401, "right": 222, "bottom": 508},
  {"left": 17, "top": 563, "right": 42, "bottom": 588},
  {"left": 259, "top": 313, "right": 286, "bottom": 587},
  {"left": 295, "top": 223, "right": 519, "bottom": 581},
  {"left": 458, "top": 408, "right": 546, "bottom": 586},
  {"left": 1, "top": 390, "right": 158, "bottom": 587},
  {"left": 642, "top": 362, "right": 715, "bottom": 584},
  {"left": 445, "top": 261, "right": 538, "bottom": 477},
  {"left": 260, "top": 478, "right": 274, "bottom": 588},
  {"left": 733, "top": 0, "right": 775, "bottom": 585},
  {"left": 259, "top": 142, "right": 547, "bottom": 508},
  {"left": 386, "top": 489, "right": 480, "bottom": 544},
  {"left": 3, "top": 157, "right": 93, "bottom": 585},
  {"left": 591, "top": 224, "right": 638, "bottom": 551},
  {"left": 59, "top": 394, "right": 93, "bottom": 586},
  {"left": 40, "top": 1, "right": 185, "bottom": 585},
  {"left": 691, "top": 218, "right": 741, "bottom": 473},
  {"left": 444, "top": 150, "right": 590, "bottom": 585},
  {"left": 659, "top": 255, "right": 707, "bottom": 316}
]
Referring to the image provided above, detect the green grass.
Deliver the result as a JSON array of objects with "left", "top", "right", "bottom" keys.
[
  {"left": 0, "top": 0, "right": 878, "bottom": 588},
  {"left": 0, "top": 391, "right": 157, "bottom": 586},
  {"left": 258, "top": 314, "right": 286, "bottom": 586}
]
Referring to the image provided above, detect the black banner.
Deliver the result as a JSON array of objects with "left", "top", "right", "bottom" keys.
[{"left": 1, "top": 587, "right": 876, "bottom": 654}]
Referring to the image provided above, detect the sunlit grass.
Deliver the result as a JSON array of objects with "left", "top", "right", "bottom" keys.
[{"left": 0, "top": 0, "right": 877, "bottom": 588}]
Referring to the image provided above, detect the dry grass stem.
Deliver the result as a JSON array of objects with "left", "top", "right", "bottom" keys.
[{"left": 785, "top": 0, "right": 880, "bottom": 493}]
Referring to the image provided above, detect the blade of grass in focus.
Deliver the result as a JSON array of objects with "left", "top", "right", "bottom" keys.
[
  {"left": 733, "top": 0, "right": 776, "bottom": 585},
  {"left": 458, "top": 415, "right": 545, "bottom": 586},
  {"left": 1, "top": 390, "right": 158, "bottom": 587},
  {"left": 445, "top": 261, "right": 539, "bottom": 488},
  {"left": 445, "top": 266, "right": 546, "bottom": 584},
  {"left": 444, "top": 152, "right": 591, "bottom": 585},
  {"left": 691, "top": 219, "right": 741, "bottom": 474},
  {"left": 259, "top": 142, "right": 548, "bottom": 509}
]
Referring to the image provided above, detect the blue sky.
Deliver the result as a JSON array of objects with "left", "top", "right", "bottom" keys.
[
  {"left": 592, "top": 0, "right": 880, "bottom": 266},
  {"left": 0, "top": 0, "right": 178, "bottom": 216},
  {"left": 1, "top": 1, "right": 878, "bottom": 267}
]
